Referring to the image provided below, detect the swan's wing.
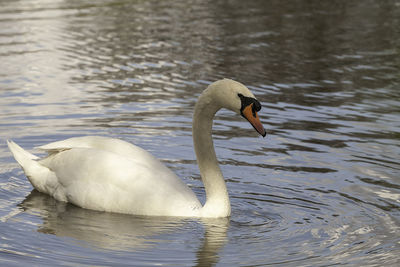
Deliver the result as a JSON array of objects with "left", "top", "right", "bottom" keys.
[
  {"left": 39, "top": 147, "right": 201, "bottom": 216},
  {"left": 37, "top": 136, "right": 161, "bottom": 166},
  {"left": 37, "top": 136, "right": 135, "bottom": 153}
]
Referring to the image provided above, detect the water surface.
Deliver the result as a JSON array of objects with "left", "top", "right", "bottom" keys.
[{"left": 0, "top": 0, "right": 399, "bottom": 266}]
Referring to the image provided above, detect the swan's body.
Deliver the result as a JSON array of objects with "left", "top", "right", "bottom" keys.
[{"left": 8, "top": 79, "right": 266, "bottom": 217}]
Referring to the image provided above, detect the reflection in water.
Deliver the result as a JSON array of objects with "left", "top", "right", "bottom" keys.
[
  {"left": 19, "top": 190, "right": 228, "bottom": 266},
  {"left": 194, "top": 219, "right": 229, "bottom": 267}
]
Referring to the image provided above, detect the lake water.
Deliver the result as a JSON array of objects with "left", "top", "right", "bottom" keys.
[{"left": 1, "top": 0, "right": 399, "bottom": 266}]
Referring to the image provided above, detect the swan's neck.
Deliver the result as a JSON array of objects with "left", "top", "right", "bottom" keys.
[{"left": 193, "top": 91, "right": 231, "bottom": 217}]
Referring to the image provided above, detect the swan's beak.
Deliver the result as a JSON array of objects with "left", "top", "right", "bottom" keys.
[{"left": 242, "top": 103, "right": 266, "bottom": 137}]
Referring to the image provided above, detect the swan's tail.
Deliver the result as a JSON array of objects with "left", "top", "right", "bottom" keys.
[
  {"left": 7, "top": 140, "right": 52, "bottom": 193},
  {"left": 7, "top": 140, "right": 39, "bottom": 164}
]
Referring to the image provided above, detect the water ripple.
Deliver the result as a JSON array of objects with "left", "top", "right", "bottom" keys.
[{"left": 0, "top": 0, "right": 400, "bottom": 266}]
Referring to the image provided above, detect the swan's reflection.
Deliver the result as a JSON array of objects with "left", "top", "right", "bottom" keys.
[{"left": 19, "top": 190, "right": 229, "bottom": 266}]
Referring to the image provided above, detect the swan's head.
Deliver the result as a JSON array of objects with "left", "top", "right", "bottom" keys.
[{"left": 206, "top": 79, "right": 266, "bottom": 137}]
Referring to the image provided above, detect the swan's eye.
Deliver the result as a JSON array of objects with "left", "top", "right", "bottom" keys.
[
  {"left": 238, "top": 93, "right": 262, "bottom": 115},
  {"left": 253, "top": 99, "right": 261, "bottom": 112}
]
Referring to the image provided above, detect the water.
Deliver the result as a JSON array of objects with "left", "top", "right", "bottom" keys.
[{"left": 1, "top": 0, "right": 399, "bottom": 266}]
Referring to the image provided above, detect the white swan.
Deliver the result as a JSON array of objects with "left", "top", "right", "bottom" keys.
[{"left": 8, "top": 79, "right": 266, "bottom": 218}]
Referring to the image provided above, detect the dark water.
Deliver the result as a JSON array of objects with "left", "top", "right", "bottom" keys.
[{"left": 1, "top": 0, "right": 399, "bottom": 266}]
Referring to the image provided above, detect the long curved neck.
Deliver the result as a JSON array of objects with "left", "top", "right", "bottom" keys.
[{"left": 193, "top": 90, "right": 231, "bottom": 217}]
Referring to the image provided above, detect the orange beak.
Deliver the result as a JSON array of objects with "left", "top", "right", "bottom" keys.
[{"left": 242, "top": 103, "right": 266, "bottom": 137}]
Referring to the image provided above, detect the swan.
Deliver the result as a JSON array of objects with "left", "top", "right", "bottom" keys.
[{"left": 7, "top": 79, "right": 266, "bottom": 218}]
